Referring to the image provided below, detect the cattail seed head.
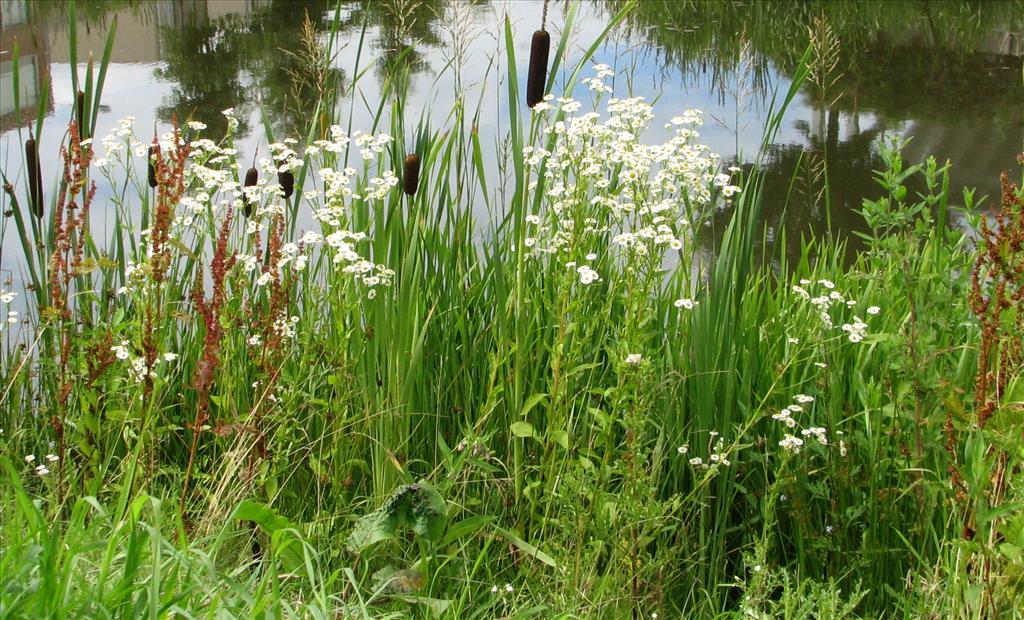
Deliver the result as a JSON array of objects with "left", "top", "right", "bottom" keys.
[
  {"left": 278, "top": 170, "right": 294, "bottom": 199},
  {"left": 244, "top": 166, "right": 258, "bottom": 217},
  {"left": 25, "top": 137, "right": 43, "bottom": 219},
  {"left": 147, "top": 144, "right": 159, "bottom": 188},
  {"left": 403, "top": 154, "right": 420, "bottom": 196},
  {"left": 526, "top": 29, "right": 551, "bottom": 108},
  {"left": 76, "top": 90, "right": 86, "bottom": 135}
]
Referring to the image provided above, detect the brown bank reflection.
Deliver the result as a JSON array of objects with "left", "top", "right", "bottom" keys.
[{"left": 1, "top": 0, "right": 53, "bottom": 132}]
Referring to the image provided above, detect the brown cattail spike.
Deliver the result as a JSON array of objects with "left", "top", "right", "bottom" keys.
[
  {"left": 25, "top": 136, "right": 43, "bottom": 219},
  {"left": 244, "top": 166, "right": 258, "bottom": 217},
  {"left": 403, "top": 154, "right": 420, "bottom": 196},
  {"left": 147, "top": 144, "right": 159, "bottom": 188},
  {"left": 526, "top": 30, "right": 550, "bottom": 108},
  {"left": 278, "top": 169, "right": 294, "bottom": 199},
  {"left": 76, "top": 90, "right": 86, "bottom": 136}
]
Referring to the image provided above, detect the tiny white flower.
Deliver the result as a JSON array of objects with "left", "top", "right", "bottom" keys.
[
  {"left": 625, "top": 353, "right": 643, "bottom": 365},
  {"left": 867, "top": 306, "right": 880, "bottom": 315},
  {"left": 25, "top": 455, "right": 36, "bottom": 463}
]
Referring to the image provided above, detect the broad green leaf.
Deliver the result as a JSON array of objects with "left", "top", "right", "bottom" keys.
[{"left": 510, "top": 421, "right": 535, "bottom": 438}]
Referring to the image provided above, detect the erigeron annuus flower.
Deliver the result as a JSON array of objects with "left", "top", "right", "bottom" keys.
[
  {"left": 800, "top": 427, "right": 828, "bottom": 444},
  {"left": 779, "top": 434, "right": 804, "bottom": 453},
  {"left": 674, "top": 298, "right": 697, "bottom": 309},
  {"left": 577, "top": 265, "right": 600, "bottom": 285},
  {"left": 772, "top": 411, "right": 797, "bottom": 428},
  {"left": 841, "top": 317, "right": 868, "bottom": 343},
  {"left": 625, "top": 353, "right": 643, "bottom": 365},
  {"left": 112, "top": 341, "right": 131, "bottom": 360},
  {"left": 867, "top": 305, "right": 880, "bottom": 315}
]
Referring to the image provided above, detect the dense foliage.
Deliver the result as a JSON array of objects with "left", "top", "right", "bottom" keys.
[{"left": 1, "top": 2, "right": 1022, "bottom": 618}]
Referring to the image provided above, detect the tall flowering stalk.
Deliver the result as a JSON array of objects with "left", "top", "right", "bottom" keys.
[
  {"left": 47, "top": 121, "right": 96, "bottom": 470},
  {"left": 963, "top": 171, "right": 1023, "bottom": 606},
  {"left": 969, "top": 172, "right": 1024, "bottom": 429},
  {"left": 141, "top": 120, "right": 190, "bottom": 400},
  {"left": 182, "top": 208, "right": 237, "bottom": 517}
]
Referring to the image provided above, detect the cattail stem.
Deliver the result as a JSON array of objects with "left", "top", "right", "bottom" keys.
[
  {"left": 403, "top": 154, "right": 421, "bottom": 196},
  {"left": 526, "top": 29, "right": 551, "bottom": 108},
  {"left": 25, "top": 136, "right": 43, "bottom": 219},
  {"left": 244, "top": 166, "right": 258, "bottom": 217}
]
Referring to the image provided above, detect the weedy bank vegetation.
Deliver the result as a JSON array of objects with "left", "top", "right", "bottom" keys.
[{"left": 1, "top": 2, "right": 1022, "bottom": 618}]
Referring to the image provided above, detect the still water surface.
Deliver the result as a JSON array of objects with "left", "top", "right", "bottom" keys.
[{"left": 1, "top": 0, "right": 1022, "bottom": 274}]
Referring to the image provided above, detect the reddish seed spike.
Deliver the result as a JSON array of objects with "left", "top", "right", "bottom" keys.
[
  {"left": 526, "top": 29, "right": 550, "bottom": 108},
  {"left": 244, "top": 166, "right": 258, "bottom": 217},
  {"left": 25, "top": 136, "right": 43, "bottom": 219},
  {"left": 403, "top": 154, "right": 420, "bottom": 196}
]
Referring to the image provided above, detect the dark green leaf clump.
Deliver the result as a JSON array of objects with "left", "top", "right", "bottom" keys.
[{"left": 347, "top": 482, "right": 447, "bottom": 552}]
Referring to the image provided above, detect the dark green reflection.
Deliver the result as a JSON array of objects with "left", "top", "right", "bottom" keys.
[
  {"left": 614, "top": 0, "right": 1024, "bottom": 252},
  {"left": 155, "top": 0, "right": 340, "bottom": 138}
]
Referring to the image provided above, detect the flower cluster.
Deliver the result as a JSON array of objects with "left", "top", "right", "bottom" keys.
[
  {"left": 520, "top": 67, "right": 740, "bottom": 291},
  {"left": 771, "top": 394, "right": 810, "bottom": 428},
  {"left": 769, "top": 394, "right": 835, "bottom": 454},
  {"left": 92, "top": 117, "right": 399, "bottom": 305},
  {"left": 24, "top": 453, "right": 58, "bottom": 476},
  {"left": 679, "top": 431, "right": 732, "bottom": 469},
  {"left": 110, "top": 340, "right": 178, "bottom": 381},
  {"left": 791, "top": 278, "right": 878, "bottom": 342}
]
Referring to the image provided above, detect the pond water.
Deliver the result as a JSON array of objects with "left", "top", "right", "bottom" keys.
[{"left": 2, "top": 0, "right": 1022, "bottom": 277}]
